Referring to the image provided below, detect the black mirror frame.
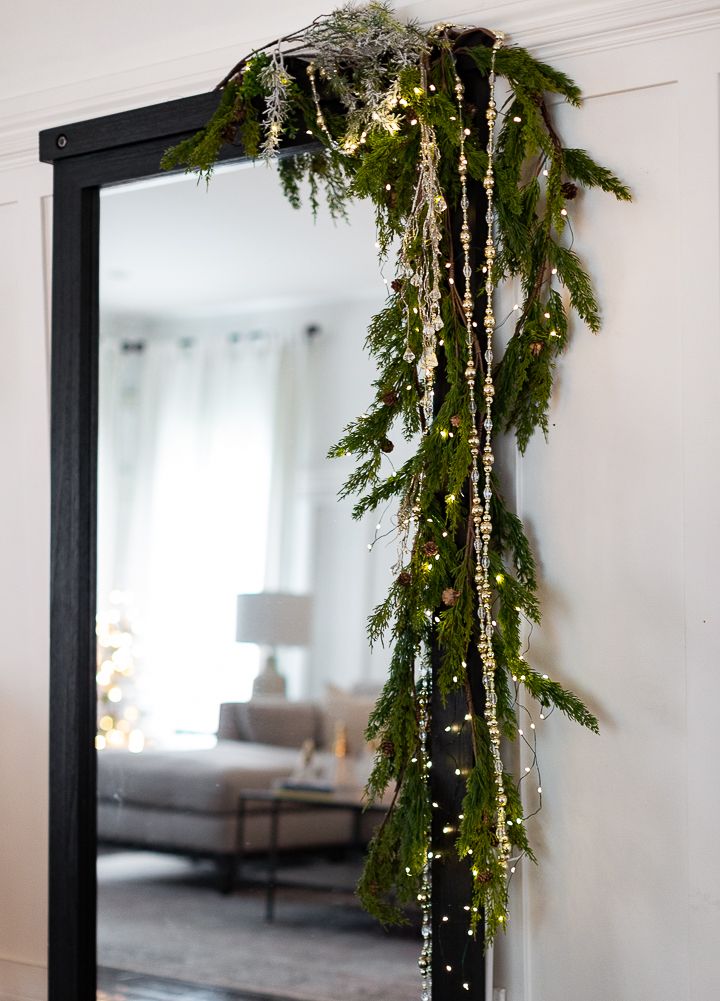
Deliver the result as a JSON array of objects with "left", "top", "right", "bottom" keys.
[
  {"left": 39, "top": 94, "right": 320, "bottom": 1001},
  {"left": 40, "top": 42, "right": 490, "bottom": 998}
]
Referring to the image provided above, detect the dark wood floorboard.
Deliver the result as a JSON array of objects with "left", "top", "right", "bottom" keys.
[{"left": 97, "top": 967, "right": 304, "bottom": 1001}]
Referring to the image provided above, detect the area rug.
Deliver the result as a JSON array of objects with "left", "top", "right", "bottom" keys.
[
  {"left": 98, "top": 852, "right": 418, "bottom": 1001},
  {"left": 98, "top": 966, "right": 314, "bottom": 1001}
]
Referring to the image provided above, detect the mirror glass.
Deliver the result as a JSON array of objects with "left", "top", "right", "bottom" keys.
[{"left": 95, "top": 158, "right": 418, "bottom": 1001}]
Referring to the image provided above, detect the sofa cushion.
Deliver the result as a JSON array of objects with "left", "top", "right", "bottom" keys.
[
  {"left": 216, "top": 702, "right": 252, "bottom": 742},
  {"left": 97, "top": 742, "right": 304, "bottom": 814},
  {"left": 236, "top": 700, "right": 321, "bottom": 749},
  {"left": 320, "top": 685, "right": 377, "bottom": 756}
]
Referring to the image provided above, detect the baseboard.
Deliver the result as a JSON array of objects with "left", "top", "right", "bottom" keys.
[{"left": 0, "top": 958, "right": 47, "bottom": 1001}]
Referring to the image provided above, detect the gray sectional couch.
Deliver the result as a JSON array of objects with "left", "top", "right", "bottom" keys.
[{"left": 97, "top": 696, "right": 380, "bottom": 886}]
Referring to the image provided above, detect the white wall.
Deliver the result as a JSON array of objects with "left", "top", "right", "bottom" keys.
[{"left": 1, "top": 1, "right": 719, "bottom": 999}]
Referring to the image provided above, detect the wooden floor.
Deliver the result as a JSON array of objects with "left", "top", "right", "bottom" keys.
[{"left": 97, "top": 968, "right": 300, "bottom": 1001}]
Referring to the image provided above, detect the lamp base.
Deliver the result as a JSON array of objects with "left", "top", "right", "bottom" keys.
[{"left": 252, "top": 653, "right": 287, "bottom": 699}]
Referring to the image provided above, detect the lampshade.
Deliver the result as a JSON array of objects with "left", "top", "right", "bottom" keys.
[{"left": 235, "top": 592, "right": 312, "bottom": 648}]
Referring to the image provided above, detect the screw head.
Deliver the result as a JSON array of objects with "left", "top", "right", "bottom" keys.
[{"left": 56, "top": 134, "right": 68, "bottom": 149}]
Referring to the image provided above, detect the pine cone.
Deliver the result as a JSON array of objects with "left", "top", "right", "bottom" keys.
[
  {"left": 397, "top": 571, "right": 412, "bottom": 586},
  {"left": 530, "top": 342, "right": 544, "bottom": 357},
  {"left": 450, "top": 414, "right": 461, "bottom": 428},
  {"left": 380, "top": 437, "right": 394, "bottom": 453},
  {"left": 423, "top": 540, "right": 439, "bottom": 557},
  {"left": 561, "top": 181, "right": 578, "bottom": 200},
  {"left": 475, "top": 870, "right": 493, "bottom": 884},
  {"left": 442, "top": 587, "right": 460, "bottom": 607},
  {"left": 381, "top": 739, "right": 395, "bottom": 758},
  {"left": 391, "top": 278, "right": 404, "bottom": 293},
  {"left": 381, "top": 389, "right": 399, "bottom": 407}
]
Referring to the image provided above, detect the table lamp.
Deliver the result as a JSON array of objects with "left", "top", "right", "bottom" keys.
[{"left": 235, "top": 592, "right": 312, "bottom": 698}]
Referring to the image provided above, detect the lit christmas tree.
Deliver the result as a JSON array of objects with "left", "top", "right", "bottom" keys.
[{"left": 95, "top": 592, "right": 145, "bottom": 753}]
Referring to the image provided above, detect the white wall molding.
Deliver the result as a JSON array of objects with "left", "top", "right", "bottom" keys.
[
  {"left": 0, "top": 50, "right": 232, "bottom": 173},
  {"left": 0, "top": 958, "right": 46, "bottom": 1001},
  {"left": 402, "top": 0, "right": 720, "bottom": 57},
  {"left": 2, "top": 0, "right": 719, "bottom": 172}
]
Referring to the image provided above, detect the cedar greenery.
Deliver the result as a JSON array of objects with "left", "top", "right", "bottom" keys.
[{"left": 162, "top": 2, "right": 629, "bottom": 942}]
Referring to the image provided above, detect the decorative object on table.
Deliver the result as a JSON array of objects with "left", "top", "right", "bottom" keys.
[
  {"left": 164, "top": 0, "right": 630, "bottom": 989},
  {"left": 279, "top": 737, "right": 335, "bottom": 791},
  {"left": 235, "top": 591, "right": 313, "bottom": 699}
]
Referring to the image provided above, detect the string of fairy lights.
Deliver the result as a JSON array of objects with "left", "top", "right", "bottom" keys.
[
  {"left": 361, "top": 30, "right": 555, "bottom": 997},
  {"left": 211, "top": 22, "right": 573, "bottom": 997}
]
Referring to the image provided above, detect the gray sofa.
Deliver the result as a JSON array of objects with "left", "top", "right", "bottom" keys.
[{"left": 97, "top": 696, "right": 381, "bottom": 886}]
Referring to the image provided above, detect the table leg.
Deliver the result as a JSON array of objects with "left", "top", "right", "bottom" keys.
[
  {"left": 351, "top": 806, "right": 363, "bottom": 851},
  {"left": 266, "top": 799, "right": 280, "bottom": 922},
  {"left": 233, "top": 795, "right": 248, "bottom": 891}
]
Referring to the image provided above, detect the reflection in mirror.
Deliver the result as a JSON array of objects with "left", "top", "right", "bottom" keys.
[{"left": 95, "top": 160, "right": 417, "bottom": 1001}]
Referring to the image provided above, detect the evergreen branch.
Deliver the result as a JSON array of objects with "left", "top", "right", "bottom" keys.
[{"left": 160, "top": 6, "right": 626, "bottom": 945}]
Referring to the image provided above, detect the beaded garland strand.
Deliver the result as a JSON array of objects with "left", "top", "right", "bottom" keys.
[
  {"left": 455, "top": 32, "right": 513, "bottom": 896},
  {"left": 161, "top": 0, "right": 629, "bottom": 985},
  {"left": 417, "top": 657, "right": 432, "bottom": 1001}
]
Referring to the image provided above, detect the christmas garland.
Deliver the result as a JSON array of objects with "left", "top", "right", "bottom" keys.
[{"left": 163, "top": 0, "right": 629, "bottom": 968}]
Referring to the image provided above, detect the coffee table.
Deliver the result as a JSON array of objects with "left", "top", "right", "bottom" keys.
[{"left": 235, "top": 787, "right": 387, "bottom": 920}]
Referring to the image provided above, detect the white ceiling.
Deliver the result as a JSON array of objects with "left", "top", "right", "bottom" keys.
[{"left": 99, "top": 158, "right": 385, "bottom": 319}]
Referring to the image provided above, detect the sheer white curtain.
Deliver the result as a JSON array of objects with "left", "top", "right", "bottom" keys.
[{"left": 98, "top": 330, "right": 301, "bottom": 740}]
